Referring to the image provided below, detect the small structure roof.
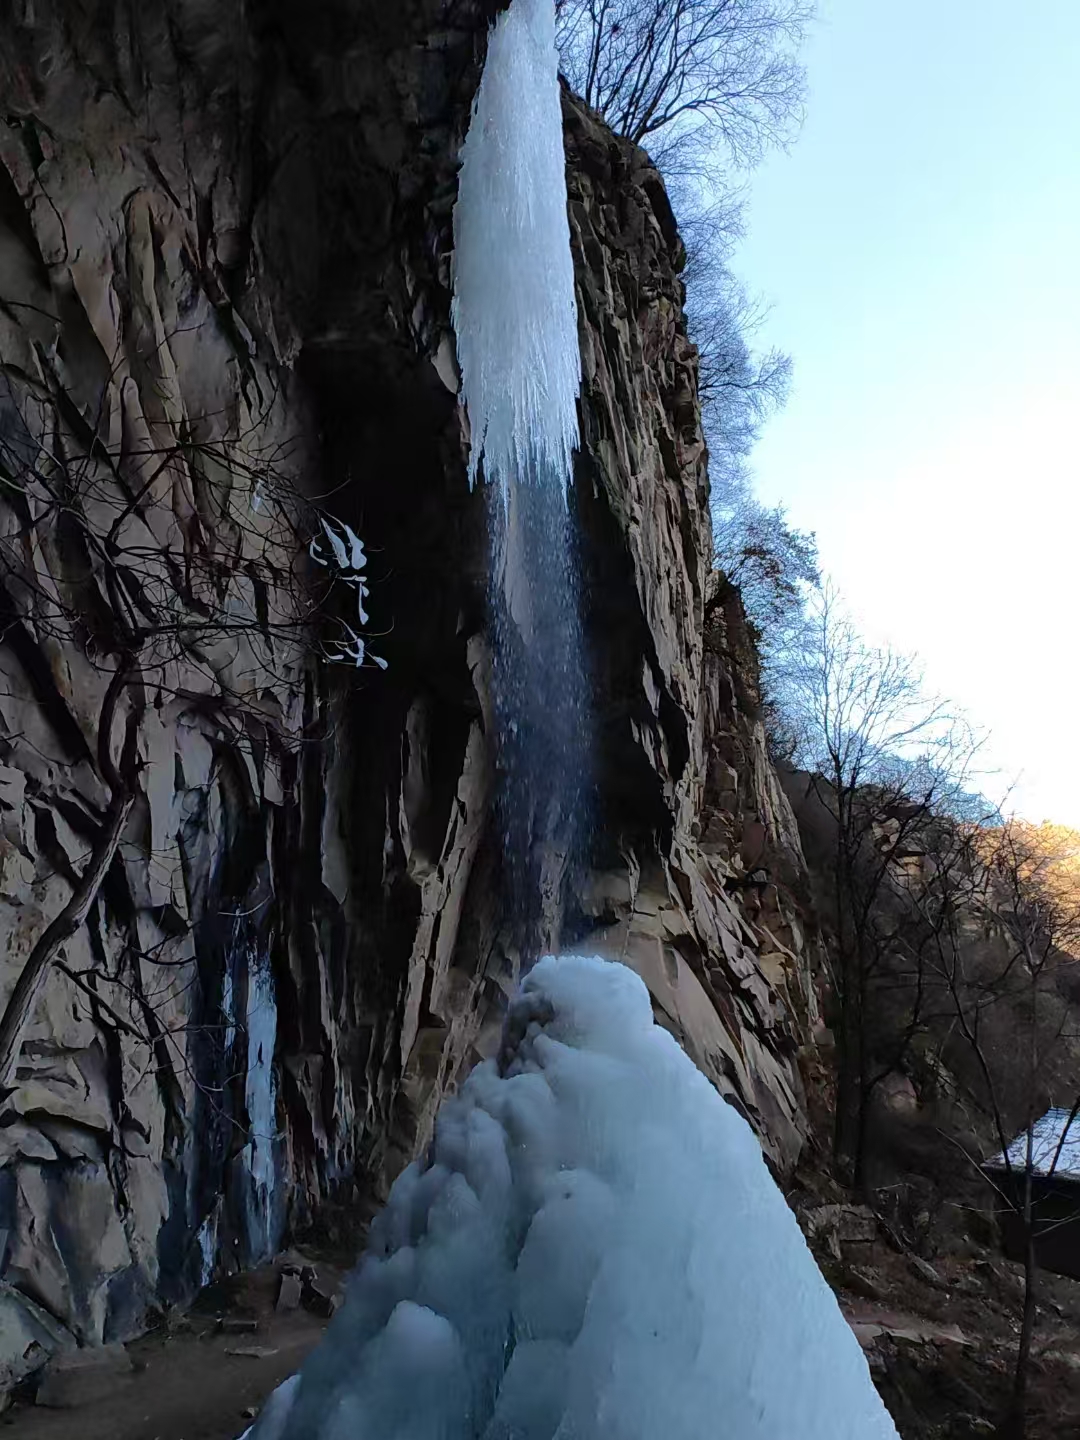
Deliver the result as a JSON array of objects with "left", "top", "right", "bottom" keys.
[{"left": 984, "top": 1107, "right": 1080, "bottom": 1180}]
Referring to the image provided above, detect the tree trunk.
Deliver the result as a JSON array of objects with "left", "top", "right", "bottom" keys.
[
  {"left": 1014, "top": 1225, "right": 1038, "bottom": 1429},
  {"left": 852, "top": 1074, "right": 871, "bottom": 1194},
  {"left": 0, "top": 789, "right": 135, "bottom": 1089},
  {"left": 831, "top": 816, "right": 861, "bottom": 1182},
  {"left": 999, "top": 1138, "right": 1039, "bottom": 1438},
  {"left": 832, "top": 961, "right": 866, "bottom": 1186},
  {"left": 850, "top": 953, "right": 873, "bottom": 1192},
  {"left": 832, "top": 1039, "right": 851, "bottom": 1175},
  {"left": 0, "top": 659, "right": 137, "bottom": 1090}
]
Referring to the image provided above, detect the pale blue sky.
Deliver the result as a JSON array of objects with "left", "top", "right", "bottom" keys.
[{"left": 738, "top": 0, "right": 1080, "bottom": 824}]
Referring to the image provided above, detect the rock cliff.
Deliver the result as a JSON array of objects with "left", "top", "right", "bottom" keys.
[{"left": 0, "top": 0, "right": 819, "bottom": 1383}]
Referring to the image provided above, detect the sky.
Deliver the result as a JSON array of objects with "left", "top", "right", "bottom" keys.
[{"left": 737, "top": 0, "right": 1080, "bottom": 825}]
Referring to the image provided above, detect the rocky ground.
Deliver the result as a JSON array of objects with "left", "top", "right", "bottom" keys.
[
  {"left": 7, "top": 1188, "right": 1080, "bottom": 1438},
  {"left": 2, "top": 1258, "right": 342, "bottom": 1440},
  {"left": 794, "top": 1175, "right": 1080, "bottom": 1438}
]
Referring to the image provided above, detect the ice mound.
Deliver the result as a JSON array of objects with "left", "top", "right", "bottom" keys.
[{"left": 247, "top": 955, "right": 898, "bottom": 1440}]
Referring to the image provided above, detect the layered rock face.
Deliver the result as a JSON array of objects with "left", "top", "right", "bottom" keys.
[
  {"left": 0, "top": 0, "right": 818, "bottom": 1377},
  {"left": 564, "top": 97, "right": 818, "bottom": 1168}
]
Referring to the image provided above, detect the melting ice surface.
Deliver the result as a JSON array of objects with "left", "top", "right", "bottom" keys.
[
  {"left": 247, "top": 956, "right": 899, "bottom": 1440},
  {"left": 451, "top": 0, "right": 581, "bottom": 501}
]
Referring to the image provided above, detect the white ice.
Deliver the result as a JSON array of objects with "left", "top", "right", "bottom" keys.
[
  {"left": 451, "top": 0, "right": 581, "bottom": 502},
  {"left": 247, "top": 955, "right": 899, "bottom": 1440},
  {"left": 244, "top": 943, "right": 279, "bottom": 1261},
  {"left": 196, "top": 1212, "right": 217, "bottom": 1289}
]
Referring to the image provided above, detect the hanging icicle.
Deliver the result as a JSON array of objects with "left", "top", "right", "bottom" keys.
[{"left": 452, "top": 0, "right": 581, "bottom": 503}]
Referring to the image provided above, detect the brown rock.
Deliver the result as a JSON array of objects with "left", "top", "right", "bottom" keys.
[
  {"left": 301, "top": 1276, "right": 341, "bottom": 1319},
  {"left": 276, "top": 1273, "right": 302, "bottom": 1312},
  {"left": 846, "top": 1265, "right": 890, "bottom": 1303},
  {"left": 909, "top": 1255, "right": 949, "bottom": 1291},
  {"left": 0, "top": 1282, "right": 74, "bottom": 1395}
]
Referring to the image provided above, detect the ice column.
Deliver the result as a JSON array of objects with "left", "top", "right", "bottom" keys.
[
  {"left": 452, "top": 0, "right": 590, "bottom": 930},
  {"left": 452, "top": 0, "right": 581, "bottom": 504}
]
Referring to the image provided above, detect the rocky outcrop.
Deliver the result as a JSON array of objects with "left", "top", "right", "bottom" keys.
[
  {"left": 0, "top": 0, "right": 502, "bottom": 1371},
  {"left": 0, "top": 0, "right": 820, "bottom": 1383},
  {"left": 565, "top": 94, "right": 817, "bottom": 1166}
]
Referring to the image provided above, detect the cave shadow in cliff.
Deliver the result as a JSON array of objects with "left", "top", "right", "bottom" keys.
[
  {"left": 570, "top": 452, "right": 680, "bottom": 891},
  {"left": 277, "top": 340, "right": 504, "bottom": 1188}
]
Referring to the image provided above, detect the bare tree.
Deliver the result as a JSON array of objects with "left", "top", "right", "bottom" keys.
[
  {"left": 0, "top": 654, "right": 140, "bottom": 1085},
  {"left": 668, "top": 178, "right": 812, "bottom": 632},
  {"left": 924, "top": 821, "right": 1080, "bottom": 1440},
  {"left": 555, "top": 0, "right": 812, "bottom": 166},
  {"left": 712, "top": 481, "right": 816, "bottom": 631},
  {"left": 679, "top": 192, "right": 791, "bottom": 474},
  {"left": 771, "top": 582, "right": 986, "bottom": 1184}
]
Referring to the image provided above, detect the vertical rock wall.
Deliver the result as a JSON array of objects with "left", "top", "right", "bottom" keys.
[
  {"left": 0, "top": 0, "right": 314, "bottom": 1368},
  {"left": 564, "top": 95, "right": 817, "bottom": 1167},
  {"left": 0, "top": 0, "right": 820, "bottom": 1378}
]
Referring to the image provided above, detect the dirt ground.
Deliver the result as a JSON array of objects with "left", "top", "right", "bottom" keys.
[
  {"left": 796, "top": 1180, "right": 1080, "bottom": 1439},
  {"left": 3, "top": 1263, "right": 338, "bottom": 1440}
]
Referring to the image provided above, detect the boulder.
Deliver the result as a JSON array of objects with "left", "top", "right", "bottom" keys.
[{"left": 0, "top": 1281, "right": 75, "bottom": 1396}]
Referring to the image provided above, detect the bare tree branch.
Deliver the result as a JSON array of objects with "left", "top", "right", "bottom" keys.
[{"left": 0, "top": 656, "right": 139, "bottom": 1088}]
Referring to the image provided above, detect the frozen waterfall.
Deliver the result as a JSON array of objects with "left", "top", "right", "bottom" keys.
[
  {"left": 246, "top": 956, "right": 900, "bottom": 1440},
  {"left": 451, "top": 0, "right": 581, "bottom": 504},
  {"left": 245, "top": 6, "right": 900, "bottom": 1438},
  {"left": 452, "top": 0, "right": 589, "bottom": 928}
]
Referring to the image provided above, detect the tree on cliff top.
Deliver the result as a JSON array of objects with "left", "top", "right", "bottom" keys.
[
  {"left": 712, "top": 481, "right": 817, "bottom": 630},
  {"left": 555, "top": 0, "right": 815, "bottom": 635},
  {"left": 688, "top": 256, "right": 791, "bottom": 460},
  {"left": 676, "top": 188, "right": 813, "bottom": 631},
  {"left": 554, "top": 0, "right": 812, "bottom": 167}
]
